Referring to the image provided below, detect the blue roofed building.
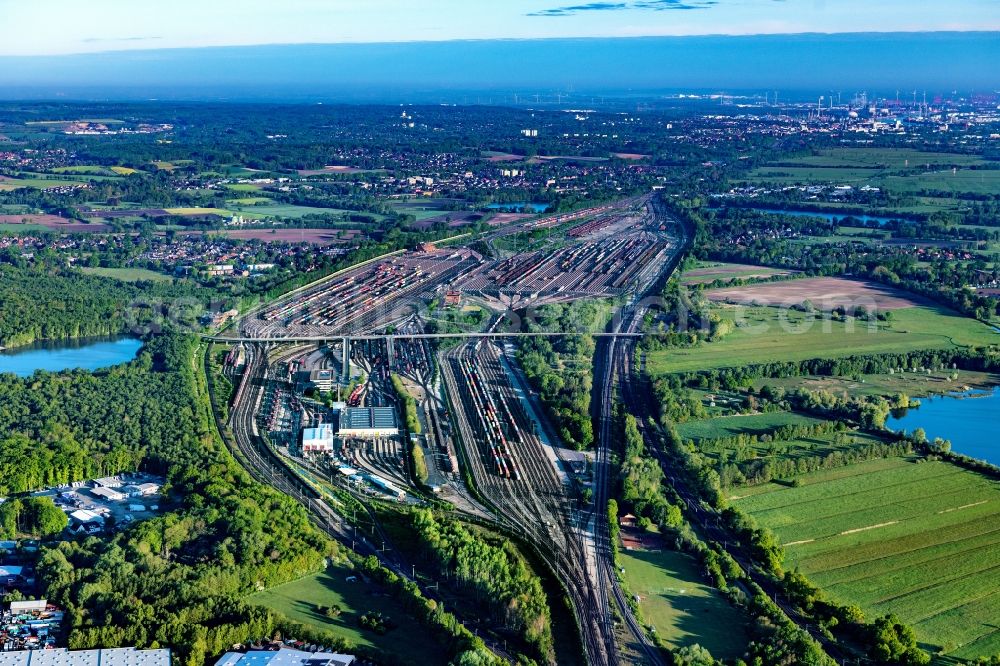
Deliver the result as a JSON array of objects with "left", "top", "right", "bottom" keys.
[{"left": 214, "top": 649, "right": 354, "bottom": 666}]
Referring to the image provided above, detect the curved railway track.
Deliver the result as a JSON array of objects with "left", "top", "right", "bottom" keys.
[
  {"left": 222, "top": 341, "right": 519, "bottom": 662},
  {"left": 441, "top": 340, "right": 615, "bottom": 665},
  {"left": 216, "top": 195, "right": 690, "bottom": 664}
]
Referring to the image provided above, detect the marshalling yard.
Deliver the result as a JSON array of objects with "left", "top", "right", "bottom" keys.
[
  {"left": 242, "top": 196, "right": 675, "bottom": 339},
  {"left": 217, "top": 196, "right": 680, "bottom": 666}
]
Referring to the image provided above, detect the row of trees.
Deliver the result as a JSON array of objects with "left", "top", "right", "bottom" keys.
[
  {"left": 667, "top": 348, "right": 998, "bottom": 394},
  {"left": 517, "top": 300, "right": 612, "bottom": 450},
  {"left": 719, "top": 440, "right": 914, "bottom": 489},
  {"left": 390, "top": 373, "right": 422, "bottom": 434},
  {"left": 616, "top": 410, "right": 683, "bottom": 529},
  {"left": 0, "top": 497, "right": 68, "bottom": 539},
  {"left": 606, "top": 410, "right": 835, "bottom": 665},
  {"left": 409, "top": 509, "right": 553, "bottom": 662}
]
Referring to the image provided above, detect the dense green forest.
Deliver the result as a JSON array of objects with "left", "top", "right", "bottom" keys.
[
  {"left": 0, "top": 263, "right": 216, "bottom": 347},
  {"left": 20, "top": 333, "right": 333, "bottom": 666},
  {"left": 0, "top": 340, "right": 208, "bottom": 493},
  {"left": 0, "top": 497, "right": 68, "bottom": 539}
]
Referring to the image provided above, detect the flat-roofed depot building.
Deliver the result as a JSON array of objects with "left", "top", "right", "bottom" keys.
[
  {"left": 300, "top": 407, "right": 398, "bottom": 452},
  {"left": 301, "top": 424, "right": 335, "bottom": 453},
  {"left": 337, "top": 407, "right": 398, "bottom": 438},
  {"left": 0, "top": 648, "right": 170, "bottom": 666}
]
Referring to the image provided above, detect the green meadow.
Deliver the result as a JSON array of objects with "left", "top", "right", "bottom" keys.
[{"left": 733, "top": 457, "right": 1000, "bottom": 659}]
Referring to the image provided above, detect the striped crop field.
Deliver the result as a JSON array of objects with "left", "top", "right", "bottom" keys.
[{"left": 733, "top": 457, "right": 1000, "bottom": 660}]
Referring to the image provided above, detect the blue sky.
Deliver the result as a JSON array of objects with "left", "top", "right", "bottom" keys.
[{"left": 0, "top": 0, "right": 997, "bottom": 56}]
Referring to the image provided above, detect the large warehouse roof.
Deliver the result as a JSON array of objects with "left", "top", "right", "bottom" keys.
[
  {"left": 340, "top": 407, "right": 397, "bottom": 431},
  {"left": 0, "top": 648, "right": 171, "bottom": 666}
]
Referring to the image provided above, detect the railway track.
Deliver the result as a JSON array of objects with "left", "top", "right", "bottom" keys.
[
  {"left": 216, "top": 195, "right": 692, "bottom": 664},
  {"left": 614, "top": 335, "right": 846, "bottom": 664},
  {"left": 221, "top": 341, "right": 519, "bottom": 661},
  {"left": 441, "top": 340, "right": 615, "bottom": 665},
  {"left": 584, "top": 197, "right": 689, "bottom": 666}
]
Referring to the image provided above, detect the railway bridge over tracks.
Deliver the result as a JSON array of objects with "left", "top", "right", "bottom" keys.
[{"left": 206, "top": 331, "right": 648, "bottom": 380}]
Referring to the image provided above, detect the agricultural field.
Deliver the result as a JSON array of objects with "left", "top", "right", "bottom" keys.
[
  {"left": 0, "top": 204, "right": 31, "bottom": 214},
  {"left": 744, "top": 166, "right": 880, "bottom": 186},
  {"left": 0, "top": 213, "right": 71, "bottom": 226},
  {"left": 833, "top": 226, "right": 892, "bottom": 239},
  {"left": 733, "top": 457, "right": 1000, "bottom": 659},
  {"left": 0, "top": 175, "right": 85, "bottom": 191},
  {"left": 19, "top": 170, "right": 124, "bottom": 183},
  {"left": 883, "top": 169, "right": 1000, "bottom": 197},
  {"left": 229, "top": 202, "right": 372, "bottom": 220},
  {"left": 676, "top": 411, "right": 823, "bottom": 442},
  {"left": 743, "top": 147, "right": 1000, "bottom": 199},
  {"left": 619, "top": 548, "right": 750, "bottom": 660},
  {"left": 744, "top": 165, "right": 1000, "bottom": 198},
  {"left": 0, "top": 223, "right": 49, "bottom": 233},
  {"left": 753, "top": 369, "right": 1000, "bottom": 400},
  {"left": 0, "top": 214, "right": 112, "bottom": 232},
  {"left": 164, "top": 207, "right": 232, "bottom": 216},
  {"left": 80, "top": 267, "right": 175, "bottom": 282},
  {"left": 222, "top": 183, "right": 267, "bottom": 192},
  {"left": 391, "top": 201, "right": 458, "bottom": 221},
  {"left": 48, "top": 165, "right": 138, "bottom": 176},
  {"left": 680, "top": 261, "right": 796, "bottom": 286},
  {"left": 646, "top": 303, "right": 1000, "bottom": 374},
  {"left": 788, "top": 234, "right": 892, "bottom": 246},
  {"left": 482, "top": 151, "right": 525, "bottom": 162},
  {"left": 401, "top": 207, "right": 453, "bottom": 221},
  {"left": 226, "top": 197, "right": 274, "bottom": 205},
  {"left": 152, "top": 160, "right": 195, "bottom": 171},
  {"left": 252, "top": 564, "right": 449, "bottom": 665},
  {"left": 778, "top": 148, "right": 987, "bottom": 170},
  {"left": 705, "top": 277, "right": 925, "bottom": 311},
  {"left": 51, "top": 165, "right": 120, "bottom": 176}
]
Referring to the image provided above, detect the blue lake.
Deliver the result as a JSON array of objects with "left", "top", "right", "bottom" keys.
[
  {"left": 752, "top": 207, "right": 901, "bottom": 226},
  {"left": 486, "top": 202, "right": 549, "bottom": 213},
  {"left": 0, "top": 337, "right": 142, "bottom": 377},
  {"left": 889, "top": 388, "right": 1000, "bottom": 466}
]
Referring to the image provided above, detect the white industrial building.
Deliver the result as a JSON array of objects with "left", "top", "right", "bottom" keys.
[
  {"left": 301, "top": 424, "right": 335, "bottom": 454},
  {"left": 8, "top": 600, "right": 47, "bottom": 614},
  {"left": 90, "top": 486, "right": 125, "bottom": 502},
  {"left": 68, "top": 509, "right": 106, "bottom": 534},
  {"left": 215, "top": 648, "right": 353, "bottom": 666},
  {"left": 122, "top": 482, "right": 160, "bottom": 497}
]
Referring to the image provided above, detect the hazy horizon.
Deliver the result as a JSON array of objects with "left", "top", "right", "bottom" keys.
[
  {"left": 1, "top": 33, "right": 997, "bottom": 103},
  {"left": 2, "top": 0, "right": 996, "bottom": 56}
]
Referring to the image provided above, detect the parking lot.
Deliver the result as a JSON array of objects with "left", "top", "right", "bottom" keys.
[{"left": 31, "top": 472, "right": 167, "bottom": 534}]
